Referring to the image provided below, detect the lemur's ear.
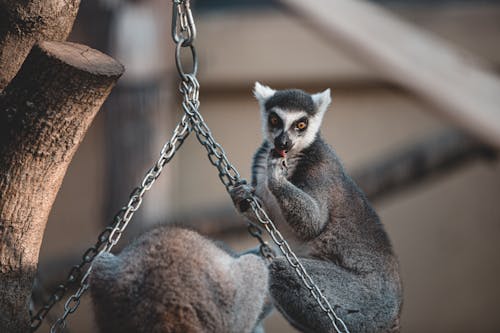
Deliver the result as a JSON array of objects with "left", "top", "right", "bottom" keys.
[
  {"left": 312, "top": 88, "right": 332, "bottom": 115},
  {"left": 253, "top": 82, "right": 276, "bottom": 105},
  {"left": 90, "top": 253, "right": 122, "bottom": 296}
]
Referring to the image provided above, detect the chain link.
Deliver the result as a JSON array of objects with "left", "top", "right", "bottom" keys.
[{"left": 31, "top": 1, "right": 349, "bottom": 332}]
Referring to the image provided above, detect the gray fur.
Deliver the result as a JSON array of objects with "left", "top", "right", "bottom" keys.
[
  {"left": 89, "top": 226, "right": 269, "bottom": 333},
  {"left": 265, "top": 89, "right": 315, "bottom": 115},
  {"left": 231, "top": 83, "right": 403, "bottom": 333}
]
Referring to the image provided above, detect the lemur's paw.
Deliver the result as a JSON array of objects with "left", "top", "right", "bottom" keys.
[
  {"left": 230, "top": 182, "right": 255, "bottom": 213},
  {"left": 267, "top": 151, "right": 287, "bottom": 181}
]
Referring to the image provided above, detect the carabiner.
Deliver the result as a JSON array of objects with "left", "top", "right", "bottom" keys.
[{"left": 171, "top": 0, "right": 197, "bottom": 46}]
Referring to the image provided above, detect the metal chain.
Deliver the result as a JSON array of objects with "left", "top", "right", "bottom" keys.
[
  {"left": 31, "top": 1, "right": 349, "bottom": 332},
  {"left": 172, "top": 2, "right": 349, "bottom": 332},
  {"left": 176, "top": 75, "right": 276, "bottom": 261},
  {"left": 248, "top": 199, "right": 350, "bottom": 333},
  {"left": 30, "top": 116, "right": 191, "bottom": 332}
]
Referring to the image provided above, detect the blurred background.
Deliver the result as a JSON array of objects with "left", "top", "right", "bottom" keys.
[{"left": 35, "top": 0, "right": 500, "bottom": 332}]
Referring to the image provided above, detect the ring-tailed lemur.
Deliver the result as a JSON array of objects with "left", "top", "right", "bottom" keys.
[
  {"left": 230, "top": 82, "right": 403, "bottom": 333},
  {"left": 89, "top": 226, "right": 269, "bottom": 333}
]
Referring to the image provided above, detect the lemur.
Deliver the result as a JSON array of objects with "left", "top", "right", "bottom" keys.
[
  {"left": 89, "top": 226, "right": 269, "bottom": 333},
  {"left": 230, "top": 82, "right": 403, "bottom": 333}
]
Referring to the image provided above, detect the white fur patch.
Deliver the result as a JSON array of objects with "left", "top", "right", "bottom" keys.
[
  {"left": 292, "top": 89, "right": 331, "bottom": 151},
  {"left": 311, "top": 89, "right": 332, "bottom": 115},
  {"left": 262, "top": 107, "right": 327, "bottom": 153},
  {"left": 293, "top": 111, "right": 324, "bottom": 152},
  {"left": 260, "top": 108, "right": 307, "bottom": 143},
  {"left": 273, "top": 108, "right": 308, "bottom": 133},
  {"left": 253, "top": 82, "right": 275, "bottom": 107}
]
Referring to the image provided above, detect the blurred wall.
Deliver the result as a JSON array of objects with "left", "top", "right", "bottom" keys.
[{"left": 38, "top": 2, "right": 500, "bottom": 332}]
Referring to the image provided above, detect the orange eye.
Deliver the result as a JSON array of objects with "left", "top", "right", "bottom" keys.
[
  {"left": 296, "top": 121, "right": 307, "bottom": 130},
  {"left": 269, "top": 116, "right": 279, "bottom": 127}
]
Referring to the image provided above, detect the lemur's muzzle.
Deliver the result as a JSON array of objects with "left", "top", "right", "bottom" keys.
[{"left": 274, "top": 133, "right": 292, "bottom": 157}]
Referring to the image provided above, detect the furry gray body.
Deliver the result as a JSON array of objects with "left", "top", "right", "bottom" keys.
[
  {"left": 89, "top": 226, "right": 269, "bottom": 333},
  {"left": 254, "top": 138, "right": 402, "bottom": 333},
  {"left": 232, "top": 83, "right": 403, "bottom": 333}
]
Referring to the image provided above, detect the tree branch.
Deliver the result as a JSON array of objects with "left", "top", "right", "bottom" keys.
[
  {"left": 0, "top": 41, "right": 123, "bottom": 332},
  {"left": 352, "top": 129, "right": 497, "bottom": 201}
]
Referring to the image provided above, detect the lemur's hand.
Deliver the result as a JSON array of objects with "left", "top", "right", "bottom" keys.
[
  {"left": 230, "top": 181, "right": 255, "bottom": 213},
  {"left": 268, "top": 150, "right": 287, "bottom": 182}
]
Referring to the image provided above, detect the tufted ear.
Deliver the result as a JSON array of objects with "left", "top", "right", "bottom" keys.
[
  {"left": 89, "top": 252, "right": 126, "bottom": 331},
  {"left": 253, "top": 82, "right": 276, "bottom": 105},
  {"left": 90, "top": 252, "right": 122, "bottom": 293},
  {"left": 312, "top": 88, "right": 332, "bottom": 115}
]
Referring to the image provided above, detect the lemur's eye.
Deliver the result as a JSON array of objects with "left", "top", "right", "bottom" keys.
[
  {"left": 269, "top": 115, "right": 279, "bottom": 127},
  {"left": 296, "top": 120, "right": 308, "bottom": 131}
]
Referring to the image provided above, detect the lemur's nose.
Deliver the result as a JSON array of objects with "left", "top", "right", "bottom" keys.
[{"left": 275, "top": 134, "right": 291, "bottom": 151}]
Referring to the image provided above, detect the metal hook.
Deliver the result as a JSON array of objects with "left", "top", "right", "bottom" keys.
[
  {"left": 171, "top": 0, "right": 181, "bottom": 43},
  {"left": 171, "top": 0, "right": 197, "bottom": 46}
]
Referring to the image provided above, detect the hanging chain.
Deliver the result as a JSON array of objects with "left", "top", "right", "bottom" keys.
[
  {"left": 30, "top": 116, "right": 191, "bottom": 332},
  {"left": 31, "top": 1, "right": 349, "bottom": 332},
  {"left": 172, "top": 2, "right": 349, "bottom": 332}
]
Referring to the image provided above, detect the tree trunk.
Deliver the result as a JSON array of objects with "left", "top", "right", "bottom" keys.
[
  {"left": 0, "top": 0, "right": 80, "bottom": 90},
  {"left": 0, "top": 41, "right": 123, "bottom": 332}
]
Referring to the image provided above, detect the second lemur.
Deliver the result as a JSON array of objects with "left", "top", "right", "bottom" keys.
[{"left": 231, "top": 82, "right": 403, "bottom": 333}]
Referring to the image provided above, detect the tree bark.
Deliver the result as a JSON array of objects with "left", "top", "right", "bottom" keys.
[
  {"left": 0, "top": 0, "right": 80, "bottom": 90},
  {"left": 0, "top": 41, "right": 123, "bottom": 332}
]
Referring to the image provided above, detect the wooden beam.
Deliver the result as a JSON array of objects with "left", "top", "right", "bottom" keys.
[{"left": 278, "top": 0, "right": 500, "bottom": 148}]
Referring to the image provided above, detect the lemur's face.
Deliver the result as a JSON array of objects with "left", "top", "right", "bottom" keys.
[{"left": 253, "top": 82, "right": 331, "bottom": 156}]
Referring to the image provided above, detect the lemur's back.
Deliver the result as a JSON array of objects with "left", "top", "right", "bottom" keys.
[{"left": 89, "top": 227, "right": 269, "bottom": 333}]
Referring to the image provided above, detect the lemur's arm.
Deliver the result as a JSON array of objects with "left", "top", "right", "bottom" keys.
[
  {"left": 267, "top": 154, "right": 329, "bottom": 241},
  {"left": 230, "top": 141, "right": 268, "bottom": 224}
]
